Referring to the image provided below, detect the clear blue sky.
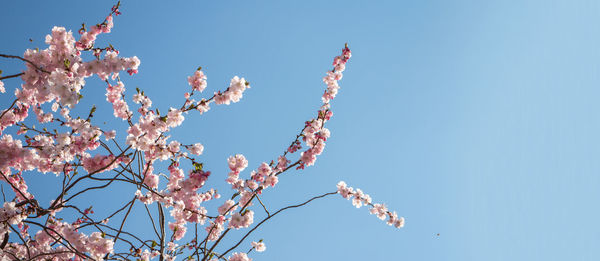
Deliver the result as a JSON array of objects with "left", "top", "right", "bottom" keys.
[{"left": 1, "top": 1, "right": 599, "bottom": 260}]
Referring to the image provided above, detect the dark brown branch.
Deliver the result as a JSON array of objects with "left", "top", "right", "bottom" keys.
[
  {"left": 158, "top": 202, "right": 166, "bottom": 261},
  {"left": 0, "top": 72, "right": 24, "bottom": 80},
  {"left": 0, "top": 232, "right": 7, "bottom": 249},
  {"left": 219, "top": 191, "right": 337, "bottom": 258},
  {"left": 113, "top": 197, "right": 136, "bottom": 244},
  {"left": 0, "top": 99, "right": 18, "bottom": 120},
  {"left": 8, "top": 225, "right": 30, "bottom": 259},
  {"left": 51, "top": 145, "right": 131, "bottom": 209},
  {"left": 255, "top": 194, "right": 270, "bottom": 216},
  {"left": 23, "top": 220, "right": 93, "bottom": 260},
  {"left": 143, "top": 204, "right": 161, "bottom": 238}
]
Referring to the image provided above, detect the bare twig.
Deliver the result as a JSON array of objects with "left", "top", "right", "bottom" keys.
[
  {"left": 0, "top": 72, "right": 24, "bottom": 80},
  {"left": 219, "top": 191, "right": 337, "bottom": 258}
]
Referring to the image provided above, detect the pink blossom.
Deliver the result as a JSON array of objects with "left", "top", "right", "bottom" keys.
[
  {"left": 167, "top": 108, "right": 184, "bottom": 127},
  {"left": 229, "top": 252, "right": 252, "bottom": 261},
  {"left": 189, "top": 143, "right": 204, "bottom": 155},
  {"left": 82, "top": 154, "right": 119, "bottom": 173},
  {"left": 133, "top": 93, "right": 144, "bottom": 103},
  {"left": 227, "top": 154, "right": 248, "bottom": 184},
  {"left": 246, "top": 179, "right": 259, "bottom": 190},
  {"left": 140, "top": 249, "right": 160, "bottom": 261},
  {"left": 0, "top": 202, "right": 26, "bottom": 237},
  {"left": 196, "top": 100, "right": 210, "bottom": 114},
  {"left": 214, "top": 76, "right": 249, "bottom": 105},
  {"left": 275, "top": 155, "right": 290, "bottom": 172},
  {"left": 229, "top": 210, "right": 254, "bottom": 229},
  {"left": 104, "top": 130, "right": 116, "bottom": 140},
  {"left": 168, "top": 140, "right": 181, "bottom": 153},
  {"left": 336, "top": 181, "right": 353, "bottom": 199},
  {"left": 251, "top": 241, "right": 266, "bottom": 252},
  {"left": 169, "top": 221, "right": 187, "bottom": 240},
  {"left": 218, "top": 199, "right": 237, "bottom": 215},
  {"left": 337, "top": 181, "right": 404, "bottom": 229},
  {"left": 87, "top": 232, "right": 115, "bottom": 259},
  {"left": 106, "top": 81, "right": 131, "bottom": 119},
  {"left": 387, "top": 211, "right": 405, "bottom": 228},
  {"left": 257, "top": 162, "right": 271, "bottom": 176},
  {"left": 264, "top": 175, "right": 279, "bottom": 188},
  {"left": 205, "top": 219, "right": 225, "bottom": 241},
  {"left": 370, "top": 203, "right": 388, "bottom": 220},
  {"left": 188, "top": 70, "right": 207, "bottom": 92},
  {"left": 144, "top": 173, "right": 159, "bottom": 189}
]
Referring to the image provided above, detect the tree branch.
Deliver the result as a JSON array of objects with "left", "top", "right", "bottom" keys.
[{"left": 219, "top": 191, "right": 337, "bottom": 258}]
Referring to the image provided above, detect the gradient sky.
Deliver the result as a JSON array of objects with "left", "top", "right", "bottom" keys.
[{"left": 1, "top": 1, "right": 599, "bottom": 260}]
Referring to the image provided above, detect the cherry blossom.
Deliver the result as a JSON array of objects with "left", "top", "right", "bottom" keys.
[
  {"left": 337, "top": 181, "right": 405, "bottom": 228},
  {"left": 251, "top": 241, "right": 266, "bottom": 252},
  {"left": 0, "top": 3, "right": 404, "bottom": 260},
  {"left": 229, "top": 252, "right": 252, "bottom": 261}
]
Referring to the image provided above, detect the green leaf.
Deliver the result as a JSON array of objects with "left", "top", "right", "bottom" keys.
[{"left": 193, "top": 162, "right": 203, "bottom": 171}]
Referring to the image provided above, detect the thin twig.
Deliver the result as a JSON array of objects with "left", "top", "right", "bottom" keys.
[
  {"left": 219, "top": 191, "right": 337, "bottom": 258},
  {"left": 0, "top": 72, "right": 24, "bottom": 80},
  {"left": 0, "top": 53, "right": 50, "bottom": 73}
]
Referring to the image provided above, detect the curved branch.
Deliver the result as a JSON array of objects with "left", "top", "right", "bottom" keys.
[
  {"left": 0, "top": 72, "right": 24, "bottom": 80},
  {"left": 219, "top": 191, "right": 337, "bottom": 258}
]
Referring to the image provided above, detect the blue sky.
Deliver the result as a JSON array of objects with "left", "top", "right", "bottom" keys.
[{"left": 1, "top": 0, "right": 599, "bottom": 260}]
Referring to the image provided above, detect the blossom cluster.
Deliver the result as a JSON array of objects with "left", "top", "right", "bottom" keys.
[
  {"left": 1, "top": 216, "right": 114, "bottom": 260},
  {"left": 188, "top": 69, "right": 207, "bottom": 92},
  {"left": 0, "top": 202, "right": 26, "bottom": 236},
  {"left": 77, "top": 14, "right": 114, "bottom": 50},
  {"left": 0, "top": 4, "right": 138, "bottom": 259},
  {"left": 297, "top": 45, "right": 352, "bottom": 169},
  {"left": 214, "top": 76, "right": 250, "bottom": 105},
  {"left": 337, "top": 181, "right": 405, "bottom": 228}
]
